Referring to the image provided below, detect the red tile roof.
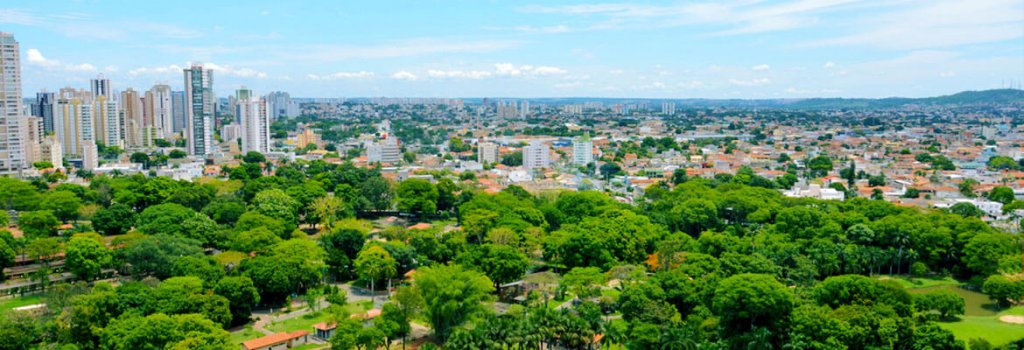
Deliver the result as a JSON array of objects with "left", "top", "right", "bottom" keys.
[{"left": 241, "top": 330, "right": 309, "bottom": 350}]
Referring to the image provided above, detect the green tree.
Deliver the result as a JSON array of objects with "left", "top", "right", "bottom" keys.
[
  {"left": 561, "top": 267, "right": 605, "bottom": 298},
  {"left": 455, "top": 244, "right": 530, "bottom": 293},
  {"left": 988, "top": 186, "right": 1016, "bottom": 205},
  {"left": 321, "top": 227, "right": 366, "bottom": 280},
  {"left": 41, "top": 190, "right": 83, "bottom": 223},
  {"left": 0, "top": 310, "right": 40, "bottom": 350},
  {"left": 117, "top": 235, "right": 205, "bottom": 279},
  {"left": 92, "top": 203, "right": 136, "bottom": 235},
  {"left": 19, "top": 210, "right": 60, "bottom": 237},
  {"left": 982, "top": 274, "right": 1024, "bottom": 307},
  {"left": 65, "top": 235, "right": 113, "bottom": 280},
  {"left": 713, "top": 273, "right": 793, "bottom": 337},
  {"left": 414, "top": 264, "right": 495, "bottom": 342},
  {"left": 250, "top": 189, "right": 299, "bottom": 230},
  {"left": 0, "top": 238, "right": 14, "bottom": 282},
  {"left": 962, "top": 233, "right": 1015, "bottom": 276},
  {"left": 360, "top": 176, "right": 394, "bottom": 212},
  {"left": 231, "top": 228, "right": 282, "bottom": 253},
  {"left": 959, "top": 179, "right": 979, "bottom": 198},
  {"left": 243, "top": 239, "right": 326, "bottom": 303},
  {"left": 807, "top": 155, "right": 834, "bottom": 177},
  {"left": 915, "top": 289, "right": 965, "bottom": 319},
  {"left": 397, "top": 178, "right": 439, "bottom": 215},
  {"left": 948, "top": 202, "right": 985, "bottom": 218},
  {"left": 355, "top": 245, "right": 397, "bottom": 301},
  {"left": 214, "top": 276, "right": 261, "bottom": 325}
]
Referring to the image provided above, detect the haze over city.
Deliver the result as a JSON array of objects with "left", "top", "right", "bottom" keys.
[{"left": 3, "top": 0, "right": 1023, "bottom": 98}]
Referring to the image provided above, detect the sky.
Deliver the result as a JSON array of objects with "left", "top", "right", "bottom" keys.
[{"left": 2, "top": 0, "right": 1023, "bottom": 99}]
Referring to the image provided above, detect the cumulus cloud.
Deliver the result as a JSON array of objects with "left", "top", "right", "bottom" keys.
[
  {"left": 823, "top": 61, "right": 836, "bottom": 69},
  {"left": 26, "top": 49, "right": 59, "bottom": 67},
  {"left": 25, "top": 48, "right": 96, "bottom": 72},
  {"left": 752, "top": 64, "right": 771, "bottom": 71},
  {"left": 426, "top": 69, "right": 493, "bottom": 79},
  {"left": 307, "top": 71, "right": 376, "bottom": 80},
  {"left": 129, "top": 64, "right": 184, "bottom": 76},
  {"left": 729, "top": 78, "right": 771, "bottom": 86},
  {"left": 391, "top": 70, "right": 419, "bottom": 81},
  {"left": 494, "top": 63, "right": 567, "bottom": 76}
]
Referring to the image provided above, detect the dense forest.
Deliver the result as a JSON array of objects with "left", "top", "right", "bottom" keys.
[{"left": 0, "top": 154, "right": 1022, "bottom": 349}]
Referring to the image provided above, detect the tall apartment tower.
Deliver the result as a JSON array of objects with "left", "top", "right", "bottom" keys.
[
  {"left": 0, "top": 32, "right": 25, "bottom": 173},
  {"left": 90, "top": 74, "right": 111, "bottom": 100},
  {"left": 121, "top": 88, "right": 145, "bottom": 147},
  {"left": 54, "top": 98, "right": 89, "bottom": 157},
  {"left": 237, "top": 94, "right": 270, "bottom": 154},
  {"left": 171, "top": 90, "right": 186, "bottom": 134},
  {"left": 31, "top": 92, "right": 55, "bottom": 133},
  {"left": 184, "top": 64, "right": 214, "bottom": 156},
  {"left": 94, "top": 95, "right": 121, "bottom": 148},
  {"left": 572, "top": 132, "right": 594, "bottom": 165},
  {"left": 523, "top": 140, "right": 551, "bottom": 169},
  {"left": 145, "top": 84, "right": 173, "bottom": 140},
  {"left": 478, "top": 142, "right": 499, "bottom": 164}
]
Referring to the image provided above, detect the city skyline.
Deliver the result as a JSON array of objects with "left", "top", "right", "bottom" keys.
[{"left": 2, "top": 0, "right": 1023, "bottom": 99}]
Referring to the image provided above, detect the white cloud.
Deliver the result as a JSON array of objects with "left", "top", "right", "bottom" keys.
[
  {"left": 510, "top": 25, "right": 571, "bottom": 33},
  {"left": 823, "top": 61, "right": 836, "bottom": 69},
  {"left": 26, "top": 49, "right": 59, "bottom": 67},
  {"left": 729, "top": 78, "right": 771, "bottom": 86},
  {"left": 608, "top": 69, "right": 625, "bottom": 75},
  {"left": 426, "top": 70, "right": 492, "bottom": 79},
  {"left": 129, "top": 64, "right": 184, "bottom": 76},
  {"left": 307, "top": 71, "right": 376, "bottom": 80},
  {"left": 65, "top": 63, "right": 97, "bottom": 72},
  {"left": 939, "top": 71, "right": 956, "bottom": 78},
  {"left": 752, "top": 64, "right": 771, "bottom": 71},
  {"left": 494, "top": 63, "right": 567, "bottom": 77},
  {"left": 391, "top": 71, "right": 419, "bottom": 81},
  {"left": 200, "top": 63, "right": 268, "bottom": 78},
  {"left": 805, "top": 0, "right": 1024, "bottom": 50},
  {"left": 26, "top": 48, "right": 96, "bottom": 72},
  {"left": 103, "top": 65, "right": 119, "bottom": 72}
]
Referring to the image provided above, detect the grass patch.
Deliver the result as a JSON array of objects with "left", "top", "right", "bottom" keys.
[
  {"left": 938, "top": 316, "right": 1024, "bottom": 347},
  {"left": 267, "top": 311, "right": 335, "bottom": 333},
  {"left": 229, "top": 325, "right": 264, "bottom": 344},
  {"left": 877, "top": 275, "right": 960, "bottom": 289},
  {"left": 0, "top": 294, "right": 44, "bottom": 311},
  {"left": 289, "top": 344, "right": 324, "bottom": 350}
]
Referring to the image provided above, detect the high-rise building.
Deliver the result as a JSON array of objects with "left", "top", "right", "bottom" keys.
[
  {"left": 523, "top": 140, "right": 550, "bottom": 169},
  {"left": 366, "top": 136, "right": 401, "bottom": 163},
  {"left": 145, "top": 84, "right": 173, "bottom": 141},
  {"left": 171, "top": 90, "right": 186, "bottom": 134},
  {"left": 478, "top": 142, "right": 499, "bottom": 164},
  {"left": 661, "top": 102, "right": 676, "bottom": 115},
  {"left": 121, "top": 88, "right": 145, "bottom": 147},
  {"left": 265, "top": 91, "right": 298, "bottom": 120},
  {"left": 184, "top": 64, "right": 214, "bottom": 156},
  {"left": 238, "top": 96, "right": 270, "bottom": 153},
  {"left": 31, "top": 92, "right": 55, "bottom": 133},
  {"left": 520, "top": 100, "right": 530, "bottom": 119},
  {"left": 82, "top": 140, "right": 98, "bottom": 171},
  {"left": 94, "top": 95, "right": 121, "bottom": 148},
  {"left": 54, "top": 98, "right": 89, "bottom": 157},
  {"left": 90, "top": 74, "right": 111, "bottom": 100},
  {"left": 572, "top": 133, "right": 594, "bottom": 165},
  {"left": 22, "top": 116, "right": 43, "bottom": 166},
  {"left": 39, "top": 135, "right": 62, "bottom": 169},
  {"left": 0, "top": 32, "right": 25, "bottom": 173},
  {"left": 221, "top": 123, "right": 240, "bottom": 145}
]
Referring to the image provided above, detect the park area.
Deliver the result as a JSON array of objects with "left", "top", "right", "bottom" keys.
[{"left": 893, "top": 276, "right": 1024, "bottom": 347}]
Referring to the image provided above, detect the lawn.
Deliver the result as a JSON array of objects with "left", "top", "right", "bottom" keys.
[
  {"left": 938, "top": 316, "right": 1024, "bottom": 347},
  {"left": 0, "top": 294, "right": 44, "bottom": 311},
  {"left": 920, "top": 285, "right": 1024, "bottom": 347},
  {"left": 877, "top": 275, "right": 960, "bottom": 289},
  {"left": 267, "top": 311, "right": 336, "bottom": 333},
  {"left": 267, "top": 301, "right": 374, "bottom": 334},
  {"left": 228, "top": 325, "right": 264, "bottom": 345}
]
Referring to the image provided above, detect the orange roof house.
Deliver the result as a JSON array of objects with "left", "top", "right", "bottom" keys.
[{"left": 241, "top": 330, "right": 310, "bottom": 350}]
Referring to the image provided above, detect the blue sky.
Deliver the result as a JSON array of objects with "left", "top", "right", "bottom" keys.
[{"left": 3, "top": 0, "right": 1023, "bottom": 98}]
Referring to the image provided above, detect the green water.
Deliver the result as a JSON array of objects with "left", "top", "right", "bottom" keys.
[{"left": 909, "top": 285, "right": 998, "bottom": 317}]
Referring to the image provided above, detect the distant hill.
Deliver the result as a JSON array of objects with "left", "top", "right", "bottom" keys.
[{"left": 779, "top": 89, "right": 1024, "bottom": 109}]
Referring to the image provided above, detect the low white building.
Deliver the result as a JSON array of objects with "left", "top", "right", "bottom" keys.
[{"left": 784, "top": 184, "right": 846, "bottom": 201}]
